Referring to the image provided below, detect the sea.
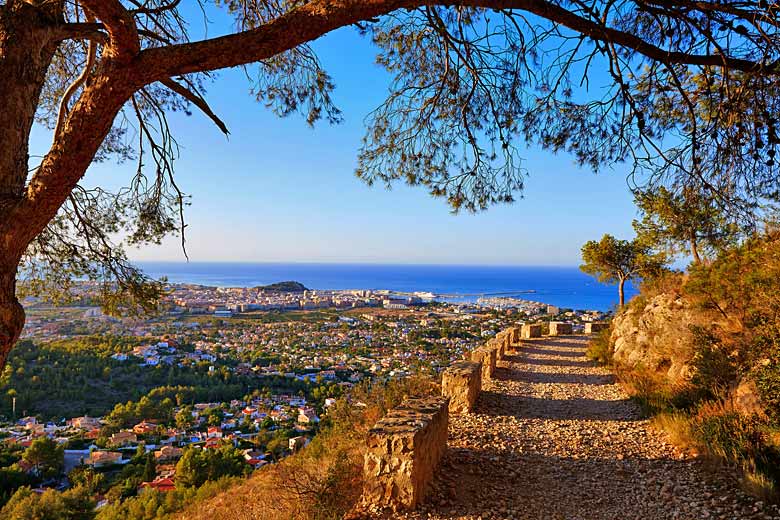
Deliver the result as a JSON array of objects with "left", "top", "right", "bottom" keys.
[{"left": 137, "top": 262, "right": 636, "bottom": 312}]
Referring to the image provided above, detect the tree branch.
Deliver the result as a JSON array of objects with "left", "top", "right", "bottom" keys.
[
  {"left": 135, "top": 0, "right": 776, "bottom": 85},
  {"left": 79, "top": 0, "right": 140, "bottom": 60},
  {"left": 51, "top": 22, "right": 108, "bottom": 44},
  {"left": 160, "top": 78, "right": 229, "bottom": 135}
]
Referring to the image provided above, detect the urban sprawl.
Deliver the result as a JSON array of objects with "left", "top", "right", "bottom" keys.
[{"left": 0, "top": 282, "right": 606, "bottom": 508}]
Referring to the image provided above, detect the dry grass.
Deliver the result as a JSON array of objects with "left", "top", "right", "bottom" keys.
[
  {"left": 174, "top": 376, "right": 439, "bottom": 520},
  {"left": 652, "top": 412, "right": 697, "bottom": 452}
]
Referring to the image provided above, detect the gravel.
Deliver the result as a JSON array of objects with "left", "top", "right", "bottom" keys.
[{"left": 369, "top": 336, "right": 780, "bottom": 520}]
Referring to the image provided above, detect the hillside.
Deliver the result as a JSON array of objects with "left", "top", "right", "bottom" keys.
[
  {"left": 178, "top": 337, "right": 777, "bottom": 519},
  {"left": 255, "top": 281, "right": 308, "bottom": 292}
]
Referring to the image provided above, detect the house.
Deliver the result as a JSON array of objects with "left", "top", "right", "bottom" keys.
[
  {"left": 87, "top": 451, "right": 123, "bottom": 467},
  {"left": 207, "top": 426, "right": 222, "bottom": 439},
  {"left": 109, "top": 431, "right": 137, "bottom": 447},
  {"left": 154, "top": 446, "right": 183, "bottom": 462},
  {"left": 70, "top": 416, "right": 101, "bottom": 430},
  {"left": 139, "top": 476, "right": 175, "bottom": 492},
  {"left": 204, "top": 437, "right": 221, "bottom": 449},
  {"left": 288, "top": 436, "right": 309, "bottom": 452},
  {"left": 133, "top": 421, "right": 157, "bottom": 435},
  {"left": 297, "top": 407, "right": 319, "bottom": 425}
]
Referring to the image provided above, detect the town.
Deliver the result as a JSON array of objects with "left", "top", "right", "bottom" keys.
[{"left": 0, "top": 282, "right": 607, "bottom": 513}]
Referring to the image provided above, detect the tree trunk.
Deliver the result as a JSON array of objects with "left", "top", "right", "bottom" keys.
[
  {"left": 0, "top": 266, "right": 24, "bottom": 369},
  {"left": 618, "top": 277, "right": 626, "bottom": 308},
  {"left": 0, "top": 5, "right": 59, "bottom": 368},
  {"left": 690, "top": 232, "right": 702, "bottom": 264}
]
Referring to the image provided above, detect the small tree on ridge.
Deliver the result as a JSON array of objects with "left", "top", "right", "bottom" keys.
[{"left": 580, "top": 235, "right": 666, "bottom": 308}]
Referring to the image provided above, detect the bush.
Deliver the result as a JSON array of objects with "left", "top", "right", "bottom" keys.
[{"left": 586, "top": 327, "right": 613, "bottom": 366}]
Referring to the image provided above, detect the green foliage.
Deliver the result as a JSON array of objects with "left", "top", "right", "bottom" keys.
[
  {"left": 580, "top": 234, "right": 667, "bottom": 306},
  {"left": 0, "top": 336, "right": 307, "bottom": 420},
  {"left": 0, "top": 485, "right": 94, "bottom": 520},
  {"left": 633, "top": 186, "right": 739, "bottom": 263},
  {"left": 0, "top": 466, "right": 34, "bottom": 508},
  {"left": 586, "top": 327, "right": 614, "bottom": 366},
  {"left": 94, "top": 477, "right": 241, "bottom": 520},
  {"left": 23, "top": 437, "right": 64, "bottom": 479},
  {"left": 175, "top": 446, "right": 249, "bottom": 489},
  {"left": 68, "top": 467, "right": 106, "bottom": 494},
  {"left": 689, "top": 326, "right": 738, "bottom": 397}
]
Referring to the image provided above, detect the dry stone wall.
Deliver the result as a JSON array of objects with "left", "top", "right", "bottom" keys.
[
  {"left": 361, "top": 396, "right": 450, "bottom": 511},
  {"left": 359, "top": 326, "right": 526, "bottom": 512},
  {"left": 470, "top": 345, "right": 496, "bottom": 381},
  {"left": 585, "top": 322, "right": 609, "bottom": 334},
  {"left": 521, "top": 323, "right": 542, "bottom": 339},
  {"left": 442, "top": 360, "right": 482, "bottom": 414},
  {"left": 549, "top": 322, "right": 573, "bottom": 336}
]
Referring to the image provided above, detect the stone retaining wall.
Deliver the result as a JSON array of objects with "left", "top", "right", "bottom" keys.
[
  {"left": 549, "top": 322, "right": 573, "bottom": 336},
  {"left": 585, "top": 322, "right": 609, "bottom": 334},
  {"left": 470, "top": 345, "right": 496, "bottom": 380},
  {"left": 362, "top": 396, "right": 450, "bottom": 511},
  {"left": 508, "top": 326, "right": 520, "bottom": 344},
  {"left": 521, "top": 323, "right": 542, "bottom": 339},
  {"left": 492, "top": 332, "right": 508, "bottom": 359},
  {"left": 441, "top": 360, "right": 482, "bottom": 414}
]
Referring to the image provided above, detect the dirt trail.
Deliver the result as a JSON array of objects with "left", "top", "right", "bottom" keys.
[{"left": 390, "top": 336, "right": 780, "bottom": 520}]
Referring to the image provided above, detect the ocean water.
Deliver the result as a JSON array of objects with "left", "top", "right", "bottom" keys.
[{"left": 137, "top": 262, "right": 636, "bottom": 312}]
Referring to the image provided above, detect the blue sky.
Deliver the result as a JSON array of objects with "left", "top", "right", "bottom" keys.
[{"left": 30, "top": 14, "right": 640, "bottom": 266}]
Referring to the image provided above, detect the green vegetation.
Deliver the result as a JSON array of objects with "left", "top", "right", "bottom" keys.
[
  {"left": 585, "top": 327, "right": 614, "bottom": 366},
  {"left": 0, "top": 336, "right": 312, "bottom": 420},
  {"left": 175, "top": 446, "right": 250, "bottom": 488},
  {"left": 632, "top": 187, "right": 739, "bottom": 264},
  {"left": 253, "top": 281, "right": 308, "bottom": 293},
  {"left": 23, "top": 437, "right": 64, "bottom": 479},
  {"left": 598, "top": 228, "right": 780, "bottom": 500},
  {"left": 580, "top": 234, "right": 667, "bottom": 307}
]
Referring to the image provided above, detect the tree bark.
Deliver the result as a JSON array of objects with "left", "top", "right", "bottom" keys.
[
  {"left": 0, "top": 268, "right": 24, "bottom": 370},
  {"left": 618, "top": 277, "right": 626, "bottom": 308},
  {"left": 689, "top": 232, "right": 702, "bottom": 264},
  {"left": 0, "top": 5, "right": 60, "bottom": 368}
]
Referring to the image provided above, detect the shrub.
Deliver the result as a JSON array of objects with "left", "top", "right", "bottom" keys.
[{"left": 586, "top": 327, "right": 613, "bottom": 366}]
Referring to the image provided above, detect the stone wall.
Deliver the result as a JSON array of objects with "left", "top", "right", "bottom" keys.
[
  {"left": 584, "top": 322, "right": 609, "bottom": 334},
  {"left": 492, "top": 332, "right": 508, "bottom": 359},
  {"left": 521, "top": 323, "right": 542, "bottom": 339},
  {"left": 361, "top": 396, "right": 450, "bottom": 511},
  {"left": 508, "top": 326, "right": 520, "bottom": 344},
  {"left": 442, "top": 360, "right": 482, "bottom": 414},
  {"left": 471, "top": 345, "right": 496, "bottom": 380},
  {"left": 549, "top": 322, "right": 573, "bottom": 336}
]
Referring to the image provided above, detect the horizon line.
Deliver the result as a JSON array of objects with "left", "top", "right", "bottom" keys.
[{"left": 132, "top": 259, "right": 582, "bottom": 269}]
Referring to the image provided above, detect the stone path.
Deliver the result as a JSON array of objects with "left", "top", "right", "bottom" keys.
[{"left": 388, "top": 336, "right": 780, "bottom": 520}]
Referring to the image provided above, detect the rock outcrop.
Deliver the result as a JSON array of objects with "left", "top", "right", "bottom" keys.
[
  {"left": 361, "top": 396, "right": 449, "bottom": 511},
  {"left": 610, "top": 293, "right": 710, "bottom": 383}
]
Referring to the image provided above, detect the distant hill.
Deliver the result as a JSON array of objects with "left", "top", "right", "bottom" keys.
[{"left": 255, "top": 281, "right": 308, "bottom": 292}]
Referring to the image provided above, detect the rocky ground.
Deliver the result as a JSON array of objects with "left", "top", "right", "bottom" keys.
[{"left": 377, "top": 336, "right": 780, "bottom": 520}]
